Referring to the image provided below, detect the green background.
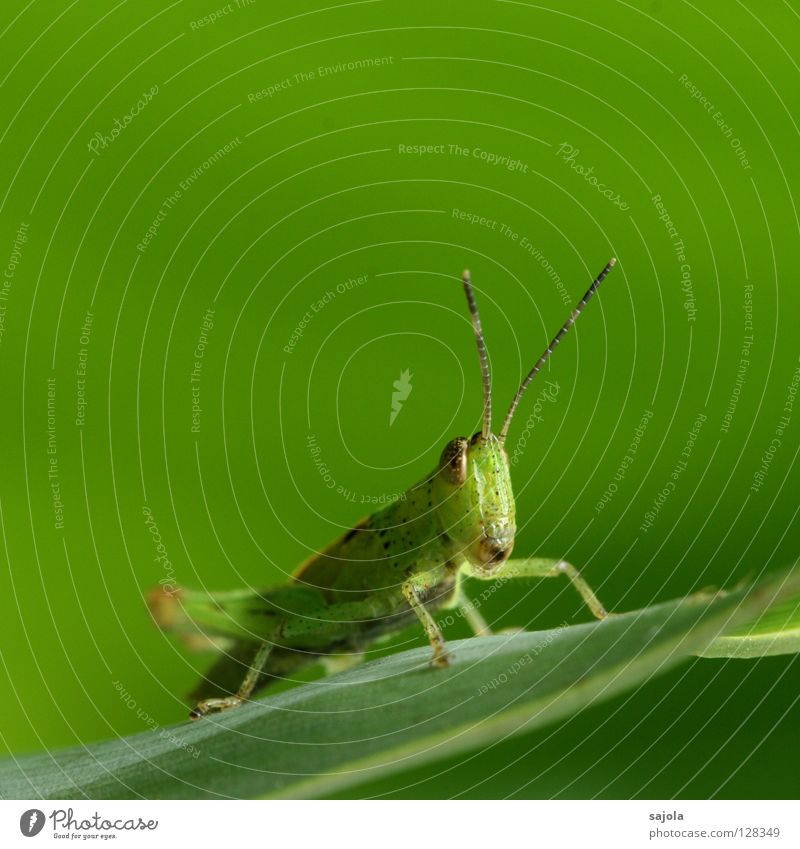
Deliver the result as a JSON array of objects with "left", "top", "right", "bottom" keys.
[{"left": 1, "top": 0, "right": 798, "bottom": 798}]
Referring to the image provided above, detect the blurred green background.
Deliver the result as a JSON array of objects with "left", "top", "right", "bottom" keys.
[{"left": 1, "top": 0, "right": 798, "bottom": 798}]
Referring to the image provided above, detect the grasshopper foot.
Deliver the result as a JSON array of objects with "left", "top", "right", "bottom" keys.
[
  {"left": 431, "top": 649, "right": 453, "bottom": 669},
  {"left": 190, "top": 695, "right": 243, "bottom": 720}
]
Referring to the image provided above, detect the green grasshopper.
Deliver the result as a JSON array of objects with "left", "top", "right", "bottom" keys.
[{"left": 149, "top": 258, "right": 617, "bottom": 718}]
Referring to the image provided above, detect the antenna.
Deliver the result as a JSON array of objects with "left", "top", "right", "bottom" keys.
[
  {"left": 499, "top": 258, "right": 617, "bottom": 443},
  {"left": 462, "top": 269, "right": 492, "bottom": 439}
]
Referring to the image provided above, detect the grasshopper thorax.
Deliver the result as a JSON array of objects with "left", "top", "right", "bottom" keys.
[{"left": 432, "top": 432, "right": 516, "bottom": 572}]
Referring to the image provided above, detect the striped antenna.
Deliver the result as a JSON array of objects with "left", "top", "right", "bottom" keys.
[
  {"left": 499, "top": 258, "right": 617, "bottom": 443},
  {"left": 462, "top": 269, "right": 492, "bottom": 439}
]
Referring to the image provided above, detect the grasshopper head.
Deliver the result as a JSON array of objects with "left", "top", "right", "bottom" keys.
[
  {"left": 433, "top": 431, "right": 516, "bottom": 571},
  {"left": 435, "top": 261, "right": 616, "bottom": 570}
]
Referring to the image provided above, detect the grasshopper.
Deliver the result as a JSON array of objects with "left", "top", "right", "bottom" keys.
[{"left": 149, "top": 258, "right": 617, "bottom": 718}]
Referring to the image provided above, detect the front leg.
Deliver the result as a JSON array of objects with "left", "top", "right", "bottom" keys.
[
  {"left": 461, "top": 557, "right": 608, "bottom": 620},
  {"left": 402, "top": 578, "right": 452, "bottom": 668}
]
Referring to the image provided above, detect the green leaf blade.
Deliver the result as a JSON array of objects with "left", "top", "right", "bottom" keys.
[
  {"left": 698, "top": 581, "right": 800, "bottom": 658},
  {"left": 1, "top": 568, "right": 798, "bottom": 800}
]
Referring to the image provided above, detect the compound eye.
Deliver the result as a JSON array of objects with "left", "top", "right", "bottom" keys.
[{"left": 440, "top": 437, "right": 468, "bottom": 486}]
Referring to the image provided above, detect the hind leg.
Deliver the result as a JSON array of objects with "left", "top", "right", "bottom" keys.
[
  {"left": 190, "top": 640, "right": 273, "bottom": 719},
  {"left": 189, "top": 596, "right": 400, "bottom": 718}
]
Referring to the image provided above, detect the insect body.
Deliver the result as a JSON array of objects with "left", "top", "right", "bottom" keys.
[{"left": 149, "top": 258, "right": 617, "bottom": 718}]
